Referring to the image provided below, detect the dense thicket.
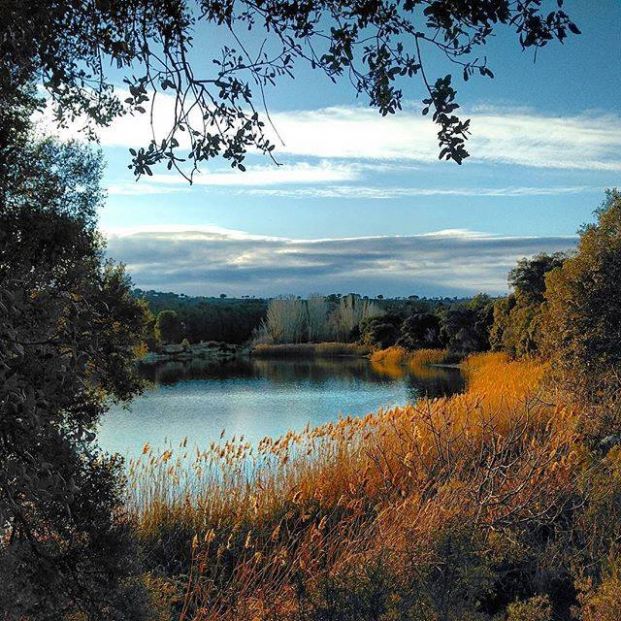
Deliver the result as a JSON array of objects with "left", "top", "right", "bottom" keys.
[
  {"left": 0, "top": 131, "right": 150, "bottom": 619},
  {"left": 542, "top": 191, "right": 621, "bottom": 437},
  {"left": 138, "top": 290, "right": 268, "bottom": 345},
  {"left": 490, "top": 252, "right": 567, "bottom": 357}
]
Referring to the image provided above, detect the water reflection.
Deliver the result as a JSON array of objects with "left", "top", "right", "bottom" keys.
[
  {"left": 138, "top": 357, "right": 464, "bottom": 398},
  {"left": 99, "top": 356, "right": 464, "bottom": 458}
]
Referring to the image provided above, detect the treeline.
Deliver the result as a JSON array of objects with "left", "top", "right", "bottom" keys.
[
  {"left": 136, "top": 248, "right": 594, "bottom": 367},
  {"left": 359, "top": 293, "right": 494, "bottom": 354},
  {"left": 135, "top": 289, "right": 476, "bottom": 349},
  {"left": 136, "top": 291, "right": 268, "bottom": 346}
]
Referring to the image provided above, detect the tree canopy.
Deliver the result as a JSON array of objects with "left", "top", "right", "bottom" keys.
[
  {"left": 543, "top": 190, "right": 621, "bottom": 410},
  {"left": 1, "top": 0, "right": 580, "bottom": 176},
  {"left": 0, "top": 132, "right": 151, "bottom": 618}
]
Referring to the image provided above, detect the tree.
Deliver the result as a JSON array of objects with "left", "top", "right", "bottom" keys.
[
  {"left": 491, "top": 253, "right": 566, "bottom": 357},
  {"left": 543, "top": 191, "right": 621, "bottom": 411},
  {"left": 0, "top": 136, "right": 150, "bottom": 619},
  {"left": 265, "top": 295, "right": 307, "bottom": 343},
  {"left": 360, "top": 314, "right": 402, "bottom": 349},
  {"left": 330, "top": 294, "right": 384, "bottom": 341},
  {"left": 440, "top": 294, "right": 494, "bottom": 354},
  {"left": 509, "top": 252, "right": 567, "bottom": 305},
  {"left": 306, "top": 294, "right": 331, "bottom": 342},
  {"left": 156, "top": 309, "right": 183, "bottom": 344},
  {"left": 399, "top": 312, "right": 442, "bottom": 350},
  {"left": 0, "top": 0, "right": 580, "bottom": 175}
]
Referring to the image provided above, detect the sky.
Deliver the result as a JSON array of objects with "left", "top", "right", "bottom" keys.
[{"left": 66, "top": 1, "right": 621, "bottom": 297}]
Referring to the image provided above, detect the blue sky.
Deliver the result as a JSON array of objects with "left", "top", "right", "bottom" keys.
[{"left": 65, "top": 1, "right": 621, "bottom": 297}]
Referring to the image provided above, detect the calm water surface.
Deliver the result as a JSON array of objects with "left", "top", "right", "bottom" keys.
[{"left": 98, "top": 357, "right": 464, "bottom": 458}]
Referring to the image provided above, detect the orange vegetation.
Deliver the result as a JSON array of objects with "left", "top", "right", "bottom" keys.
[
  {"left": 370, "top": 347, "right": 450, "bottom": 379},
  {"left": 129, "top": 353, "right": 580, "bottom": 620}
]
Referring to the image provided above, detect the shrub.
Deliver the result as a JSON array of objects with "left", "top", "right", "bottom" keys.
[
  {"left": 399, "top": 313, "right": 442, "bottom": 350},
  {"left": 369, "top": 345, "right": 408, "bottom": 366},
  {"left": 408, "top": 348, "right": 450, "bottom": 368},
  {"left": 543, "top": 191, "right": 621, "bottom": 413},
  {"left": 507, "top": 595, "right": 553, "bottom": 621}
]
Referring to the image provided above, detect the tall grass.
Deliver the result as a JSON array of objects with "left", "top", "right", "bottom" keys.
[
  {"left": 129, "top": 353, "right": 579, "bottom": 620},
  {"left": 370, "top": 347, "right": 451, "bottom": 380},
  {"left": 368, "top": 345, "right": 409, "bottom": 366},
  {"left": 408, "top": 348, "right": 450, "bottom": 368}
]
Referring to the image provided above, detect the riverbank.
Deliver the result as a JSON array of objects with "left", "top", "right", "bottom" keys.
[
  {"left": 251, "top": 342, "right": 372, "bottom": 358},
  {"left": 127, "top": 352, "right": 592, "bottom": 621},
  {"left": 140, "top": 340, "right": 247, "bottom": 364}
]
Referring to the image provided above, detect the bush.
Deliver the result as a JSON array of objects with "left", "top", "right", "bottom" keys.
[
  {"left": 360, "top": 314, "right": 402, "bottom": 349},
  {"left": 543, "top": 191, "right": 621, "bottom": 412},
  {"left": 399, "top": 312, "right": 442, "bottom": 350},
  {"left": 507, "top": 595, "right": 553, "bottom": 621}
]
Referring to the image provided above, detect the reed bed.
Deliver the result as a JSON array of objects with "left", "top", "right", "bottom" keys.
[
  {"left": 408, "top": 348, "right": 450, "bottom": 369},
  {"left": 129, "top": 353, "right": 579, "bottom": 620},
  {"left": 370, "top": 347, "right": 451, "bottom": 380},
  {"left": 368, "top": 345, "right": 408, "bottom": 366}
]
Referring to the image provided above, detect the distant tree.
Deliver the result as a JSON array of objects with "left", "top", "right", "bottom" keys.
[
  {"left": 137, "top": 292, "right": 268, "bottom": 345},
  {"left": 306, "top": 294, "right": 331, "bottom": 342},
  {"left": 491, "top": 252, "right": 567, "bottom": 357},
  {"left": 440, "top": 294, "right": 494, "bottom": 354},
  {"left": 543, "top": 191, "right": 621, "bottom": 411},
  {"left": 399, "top": 312, "right": 442, "bottom": 350},
  {"left": 330, "top": 294, "right": 384, "bottom": 341},
  {"left": 0, "top": 0, "right": 580, "bottom": 176},
  {"left": 360, "top": 314, "right": 402, "bottom": 349},
  {"left": 266, "top": 295, "right": 307, "bottom": 343},
  {"left": 220, "top": 293, "right": 227, "bottom": 299},
  {"left": 156, "top": 309, "right": 183, "bottom": 344}
]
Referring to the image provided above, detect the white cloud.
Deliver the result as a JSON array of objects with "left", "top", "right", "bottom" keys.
[
  {"left": 271, "top": 106, "right": 621, "bottom": 171},
  {"left": 105, "top": 225, "right": 576, "bottom": 297},
  {"left": 107, "top": 183, "right": 186, "bottom": 196},
  {"left": 242, "top": 184, "right": 594, "bottom": 199},
  {"left": 148, "top": 161, "right": 360, "bottom": 187},
  {"left": 105, "top": 161, "right": 361, "bottom": 194},
  {"left": 38, "top": 95, "right": 621, "bottom": 172}
]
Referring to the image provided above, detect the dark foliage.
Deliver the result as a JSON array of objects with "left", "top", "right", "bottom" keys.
[
  {"left": 0, "top": 136, "right": 151, "bottom": 619},
  {"left": 543, "top": 191, "right": 621, "bottom": 415},
  {"left": 0, "top": 0, "right": 579, "bottom": 175},
  {"left": 138, "top": 290, "right": 268, "bottom": 345},
  {"left": 439, "top": 294, "right": 494, "bottom": 354},
  {"left": 509, "top": 252, "right": 567, "bottom": 305},
  {"left": 490, "top": 252, "right": 566, "bottom": 357},
  {"left": 360, "top": 314, "right": 402, "bottom": 349},
  {"left": 398, "top": 312, "right": 442, "bottom": 350}
]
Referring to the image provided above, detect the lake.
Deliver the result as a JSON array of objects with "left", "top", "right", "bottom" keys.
[{"left": 98, "top": 357, "right": 465, "bottom": 458}]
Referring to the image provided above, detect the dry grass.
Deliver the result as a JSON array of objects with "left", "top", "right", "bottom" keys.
[
  {"left": 408, "top": 348, "right": 450, "bottom": 368},
  {"left": 370, "top": 347, "right": 451, "bottom": 380},
  {"left": 369, "top": 345, "right": 408, "bottom": 366},
  {"left": 128, "top": 353, "right": 579, "bottom": 620}
]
